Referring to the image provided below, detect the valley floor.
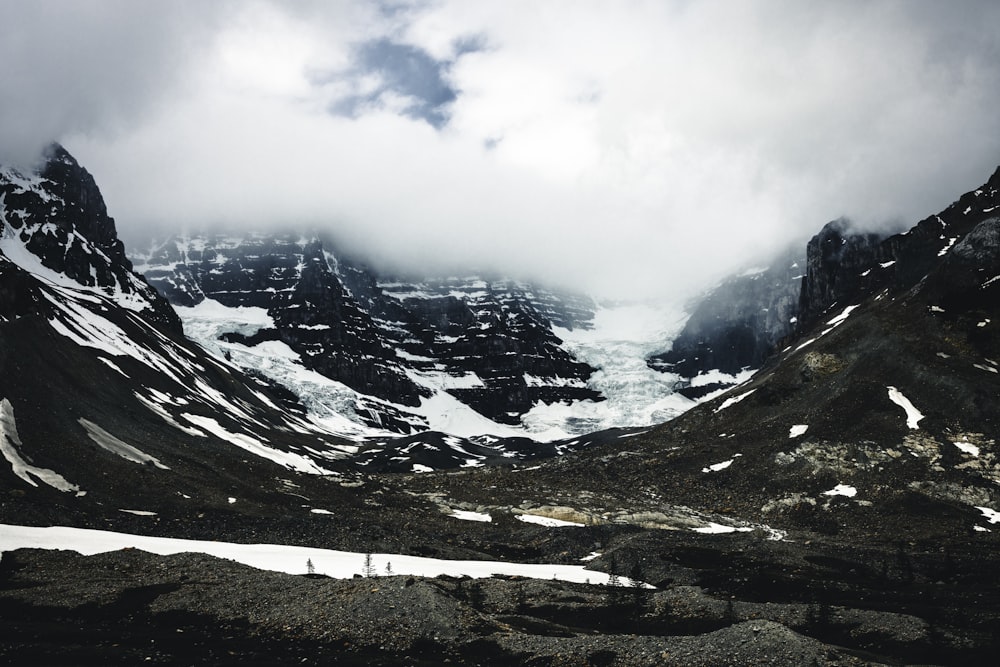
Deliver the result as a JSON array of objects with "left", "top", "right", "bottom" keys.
[{"left": 2, "top": 514, "right": 999, "bottom": 666}]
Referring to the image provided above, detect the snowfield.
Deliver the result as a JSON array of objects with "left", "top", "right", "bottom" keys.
[{"left": 0, "top": 524, "right": 644, "bottom": 587}]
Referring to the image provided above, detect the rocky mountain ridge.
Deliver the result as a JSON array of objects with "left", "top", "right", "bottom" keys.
[
  {"left": 132, "top": 232, "right": 603, "bottom": 432},
  {"left": 0, "top": 145, "right": 622, "bottom": 509},
  {"left": 0, "top": 145, "right": 180, "bottom": 331},
  {"left": 647, "top": 167, "right": 1000, "bottom": 394}
]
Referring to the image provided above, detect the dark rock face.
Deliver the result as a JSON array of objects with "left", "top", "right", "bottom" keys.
[
  {"left": 795, "top": 218, "right": 888, "bottom": 330},
  {"left": 0, "top": 144, "right": 181, "bottom": 333},
  {"left": 135, "top": 236, "right": 601, "bottom": 425},
  {"left": 797, "top": 166, "right": 1000, "bottom": 331},
  {"left": 647, "top": 244, "right": 805, "bottom": 391},
  {"left": 376, "top": 276, "right": 600, "bottom": 422}
]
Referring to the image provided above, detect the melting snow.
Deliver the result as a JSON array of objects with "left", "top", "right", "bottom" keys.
[
  {"left": 938, "top": 238, "right": 959, "bottom": 256},
  {"left": 975, "top": 507, "right": 1000, "bottom": 524},
  {"left": 449, "top": 510, "right": 492, "bottom": 522},
  {"left": 181, "top": 413, "right": 332, "bottom": 474},
  {"left": 791, "top": 337, "right": 818, "bottom": 353},
  {"left": 119, "top": 509, "right": 157, "bottom": 516},
  {"left": 135, "top": 393, "right": 206, "bottom": 438},
  {"left": 97, "top": 357, "right": 129, "bottom": 377},
  {"left": 789, "top": 424, "right": 809, "bottom": 438},
  {"left": 886, "top": 386, "right": 924, "bottom": 429},
  {"left": 714, "top": 389, "right": 756, "bottom": 413},
  {"left": 79, "top": 419, "right": 170, "bottom": 469},
  {"left": 689, "top": 368, "right": 755, "bottom": 390},
  {"left": 791, "top": 304, "right": 861, "bottom": 355},
  {"left": 516, "top": 514, "right": 585, "bottom": 527},
  {"left": 702, "top": 454, "right": 741, "bottom": 473},
  {"left": 823, "top": 484, "right": 857, "bottom": 497},
  {"left": 954, "top": 440, "right": 980, "bottom": 456},
  {"left": 693, "top": 522, "right": 753, "bottom": 534},
  {"left": 825, "top": 304, "right": 859, "bottom": 327}
]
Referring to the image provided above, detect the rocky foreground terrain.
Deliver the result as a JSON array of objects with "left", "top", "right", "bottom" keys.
[{"left": 6, "top": 533, "right": 990, "bottom": 666}]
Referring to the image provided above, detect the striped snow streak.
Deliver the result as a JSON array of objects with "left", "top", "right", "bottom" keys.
[
  {"left": 79, "top": 419, "right": 170, "bottom": 470},
  {"left": 0, "top": 399, "right": 81, "bottom": 493},
  {"left": 180, "top": 413, "right": 332, "bottom": 475}
]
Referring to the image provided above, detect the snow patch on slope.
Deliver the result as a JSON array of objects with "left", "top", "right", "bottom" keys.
[
  {"left": 887, "top": 386, "right": 924, "bottom": 429},
  {"left": 0, "top": 399, "right": 81, "bottom": 494},
  {"left": 714, "top": 389, "right": 756, "bottom": 413},
  {"left": 79, "top": 419, "right": 170, "bottom": 470},
  {"left": 0, "top": 523, "right": 640, "bottom": 587}
]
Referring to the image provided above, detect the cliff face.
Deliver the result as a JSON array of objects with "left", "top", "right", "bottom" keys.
[
  {"left": 796, "top": 166, "right": 1000, "bottom": 332},
  {"left": 647, "top": 244, "right": 805, "bottom": 396},
  {"left": 795, "top": 219, "right": 888, "bottom": 331}
]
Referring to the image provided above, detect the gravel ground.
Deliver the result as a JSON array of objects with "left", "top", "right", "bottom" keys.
[{"left": 4, "top": 544, "right": 996, "bottom": 666}]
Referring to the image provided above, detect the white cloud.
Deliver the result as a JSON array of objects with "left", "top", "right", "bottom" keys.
[{"left": 4, "top": 0, "right": 999, "bottom": 299}]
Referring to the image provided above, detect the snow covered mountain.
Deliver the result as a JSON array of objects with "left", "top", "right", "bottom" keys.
[
  {"left": 2, "top": 145, "right": 653, "bottom": 513},
  {"left": 131, "top": 232, "right": 696, "bottom": 440},
  {"left": 0, "top": 146, "right": 367, "bottom": 509}
]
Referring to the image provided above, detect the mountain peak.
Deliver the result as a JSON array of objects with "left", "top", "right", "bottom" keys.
[{"left": 0, "top": 144, "right": 181, "bottom": 332}]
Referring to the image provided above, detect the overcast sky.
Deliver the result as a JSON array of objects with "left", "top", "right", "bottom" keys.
[{"left": 3, "top": 0, "right": 1000, "bottom": 300}]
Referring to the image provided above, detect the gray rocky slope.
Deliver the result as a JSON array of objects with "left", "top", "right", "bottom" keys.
[{"left": 2, "top": 147, "right": 1000, "bottom": 664}]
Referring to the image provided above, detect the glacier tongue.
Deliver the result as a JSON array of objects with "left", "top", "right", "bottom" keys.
[{"left": 518, "top": 301, "right": 695, "bottom": 436}]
